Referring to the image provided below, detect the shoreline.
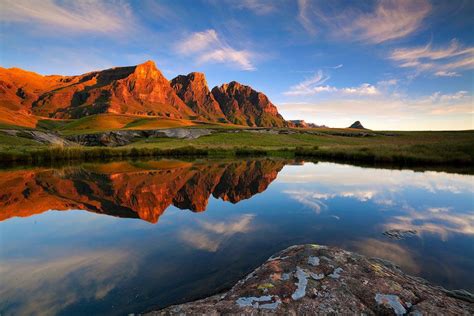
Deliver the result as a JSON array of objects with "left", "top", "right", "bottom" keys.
[{"left": 1, "top": 150, "right": 472, "bottom": 175}]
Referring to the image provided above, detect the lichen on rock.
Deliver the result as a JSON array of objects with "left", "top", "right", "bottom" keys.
[{"left": 150, "top": 244, "right": 474, "bottom": 315}]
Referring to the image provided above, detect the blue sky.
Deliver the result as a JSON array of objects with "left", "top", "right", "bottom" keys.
[{"left": 0, "top": 0, "right": 472, "bottom": 130}]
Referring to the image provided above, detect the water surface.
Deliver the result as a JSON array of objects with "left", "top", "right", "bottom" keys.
[{"left": 0, "top": 159, "right": 473, "bottom": 315}]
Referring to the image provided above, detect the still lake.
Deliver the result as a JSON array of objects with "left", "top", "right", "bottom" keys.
[{"left": 0, "top": 159, "right": 473, "bottom": 315}]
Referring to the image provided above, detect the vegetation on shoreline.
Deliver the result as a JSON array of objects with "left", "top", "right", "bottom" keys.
[{"left": 1, "top": 125, "right": 473, "bottom": 171}]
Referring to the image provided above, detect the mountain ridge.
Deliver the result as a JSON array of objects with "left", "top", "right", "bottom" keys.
[{"left": 0, "top": 60, "right": 288, "bottom": 128}]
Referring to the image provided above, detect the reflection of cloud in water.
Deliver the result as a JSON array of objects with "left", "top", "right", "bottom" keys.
[
  {"left": 353, "top": 239, "right": 420, "bottom": 274},
  {"left": 281, "top": 162, "right": 473, "bottom": 239},
  {"left": 282, "top": 190, "right": 328, "bottom": 213},
  {"left": 385, "top": 208, "right": 474, "bottom": 240},
  {"left": 180, "top": 214, "right": 255, "bottom": 252},
  {"left": 0, "top": 249, "right": 135, "bottom": 316},
  {"left": 200, "top": 214, "right": 254, "bottom": 235},
  {"left": 180, "top": 230, "right": 221, "bottom": 252},
  {"left": 279, "top": 163, "right": 473, "bottom": 195},
  {"left": 283, "top": 189, "right": 377, "bottom": 213}
]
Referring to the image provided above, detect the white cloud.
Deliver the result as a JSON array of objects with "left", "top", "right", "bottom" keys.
[
  {"left": 389, "top": 39, "right": 474, "bottom": 75},
  {"left": 434, "top": 71, "right": 460, "bottom": 77},
  {"left": 284, "top": 70, "right": 331, "bottom": 96},
  {"left": 284, "top": 74, "right": 379, "bottom": 96},
  {"left": 0, "top": 0, "right": 133, "bottom": 34},
  {"left": 340, "top": 83, "right": 379, "bottom": 96},
  {"left": 377, "top": 79, "right": 398, "bottom": 86},
  {"left": 176, "top": 29, "right": 256, "bottom": 71},
  {"left": 233, "top": 0, "right": 276, "bottom": 15},
  {"left": 352, "top": 0, "right": 431, "bottom": 43},
  {"left": 198, "top": 48, "right": 255, "bottom": 71},
  {"left": 176, "top": 29, "right": 220, "bottom": 54},
  {"left": 297, "top": 0, "right": 317, "bottom": 35},
  {"left": 297, "top": 0, "right": 430, "bottom": 43},
  {"left": 428, "top": 91, "right": 469, "bottom": 103}
]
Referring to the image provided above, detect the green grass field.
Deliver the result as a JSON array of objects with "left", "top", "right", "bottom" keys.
[{"left": 0, "top": 118, "right": 473, "bottom": 170}]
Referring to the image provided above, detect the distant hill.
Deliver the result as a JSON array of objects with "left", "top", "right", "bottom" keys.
[
  {"left": 349, "top": 121, "right": 366, "bottom": 129},
  {"left": 0, "top": 61, "right": 288, "bottom": 128}
]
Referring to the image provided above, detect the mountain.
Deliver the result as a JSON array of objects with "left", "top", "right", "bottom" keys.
[
  {"left": 348, "top": 121, "right": 366, "bottom": 129},
  {"left": 0, "top": 61, "right": 290, "bottom": 127},
  {"left": 34, "top": 61, "right": 196, "bottom": 119},
  {"left": 0, "top": 159, "right": 286, "bottom": 223},
  {"left": 170, "top": 72, "right": 227, "bottom": 122},
  {"left": 211, "top": 81, "right": 287, "bottom": 127}
]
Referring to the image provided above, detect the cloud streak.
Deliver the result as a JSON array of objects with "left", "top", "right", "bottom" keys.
[
  {"left": 0, "top": 0, "right": 134, "bottom": 34},
  {"left": 284, "top": 71, "right": 379, "bottom": 97},
  {"left": 351, "top": 0, "right": 431, "bottom": 43},
  {"left": 297, "top": 0, "right": 430, "bottom": 43},
  {"left": 176, "top": 29, "right": 256, "bottom": 71},
  {"left": 389, "top": 39, "right": 474, "bottom": 76}
]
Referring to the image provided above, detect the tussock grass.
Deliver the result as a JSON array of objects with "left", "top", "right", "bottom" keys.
[{"left": 0, "top": 146, "right": 210, "bottom": 164}]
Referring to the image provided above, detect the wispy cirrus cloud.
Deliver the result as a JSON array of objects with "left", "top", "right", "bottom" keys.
[
  {"left": 297, "top": 0, "right": 317, "bottom": 35},
  {"left": 284, "top": 71, "right": 379, "bottom": 96},
  {"left": 351, "top": 0, "right": 431, "bottom": 43},
  {"left": 389, "top": 39, "right": 474, "bottom": 76},
  {"left": 297, "top": 0, "right": 430, "bottom": 43},
  {"left": 233, "top": 0, "right": 276, "bottom": 15},
  {"left": 284, "top": 70, "right": 330, "bottom": 96},
  {"left": 0, "top": 0, "right": 134, "bottom": 34},
  {"left": 176, "top": 29, "right": 256, "bottom": 71}
]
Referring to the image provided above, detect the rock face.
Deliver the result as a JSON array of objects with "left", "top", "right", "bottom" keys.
[
  {"left": 153, "top": 244, "right": 474, "bottom": 315},
  {"left": 33, "top": 61, "right": 195, "bottom": 119},
  {"left": 349, "top": 121, "right": 366, "bottom": 129},
  {"left": 1, "top": 129, "right": 76, "bottom": 146},
  {"left": 0, "top": 159, "right": 286, "bottom": 223},
  {"left": 170, "top": 72, "right": 227, "bottom": 122},
  {"left": 0, "top": 61, "right": 291, "bottom": 127},
  {"left": 212, "top": 81, "right": 287, "bottom": 127},
  {"left": 66, "top": 128, "right": 213, "bottom": 146}
]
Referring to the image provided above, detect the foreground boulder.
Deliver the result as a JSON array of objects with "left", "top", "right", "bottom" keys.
[{"left": 151, "top": 245, "right": 473, "bottom": 315}]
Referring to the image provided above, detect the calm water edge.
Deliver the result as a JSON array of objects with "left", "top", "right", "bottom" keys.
[{"left": 0, "top": 159, "right": 473, "bottom": 315}]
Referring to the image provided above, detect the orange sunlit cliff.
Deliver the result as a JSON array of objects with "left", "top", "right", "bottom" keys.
[{"left": 0, "top": 61, "right": 288, "bottom": 127}]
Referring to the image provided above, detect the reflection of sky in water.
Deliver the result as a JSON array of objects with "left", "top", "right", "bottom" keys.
[{"left": 0, "top": 161, "right": 473, "bottom": 315}]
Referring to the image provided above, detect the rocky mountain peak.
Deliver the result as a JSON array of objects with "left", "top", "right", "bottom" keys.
[
  {"left": 211, "top": 81, "right": 287, "bottom": 127},
  {"left": 171, "top": 72, "right": 227, "bottom": 122},
  {"left": 349, "top": 121, "right": 366, "bottom": 129},
  {"left": 132, "top": 60, "right": 160, "bottom": 80}
]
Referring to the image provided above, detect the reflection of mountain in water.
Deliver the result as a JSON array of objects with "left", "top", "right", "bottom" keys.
[{"left": 0, "top": 159, "right": 286, "bottom": 223}]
